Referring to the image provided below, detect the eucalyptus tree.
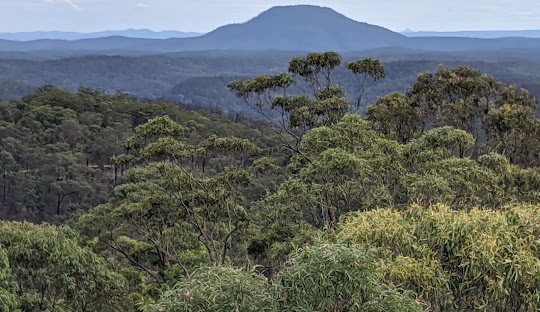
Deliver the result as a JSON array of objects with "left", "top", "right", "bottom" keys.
[
  {"left": 0, "top": 246, "right": 19, "bottom": 312},
  {"left": 228, "top": 52, "right": 386, "bottom": 154},
  {"left": 347, "top": 57, "right": 386, "bottom": 112},
  {"left": 407, "top": 65, "right": 503, "bottom": 137},
  {"left": 406, "top": 65, "right": 540, "bottom": 167},
  {"left": 80, "top": 115, "right": 262, "bottom": 289},
  {"left": 483, "top": 91, "right": 540, "bottom": 167},
  {"left": 367, "top": 92, "right": 421, "bottom": 143},
  {"left": 0, "top": 221, "right": 130, "bottom": 312},
  {"left": 250, "top": 112, "right": 540, "bottom": 268}
]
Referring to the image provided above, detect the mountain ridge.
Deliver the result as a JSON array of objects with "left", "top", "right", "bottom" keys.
[
  {"left": 1, "top": 5, "right": 540, "bottom": 53},
  {"left": 0, "top": 29, "right": 203, "bottom": 41},
  {"left": 402, "top": 30, "right": 540, "bottom": 39}
]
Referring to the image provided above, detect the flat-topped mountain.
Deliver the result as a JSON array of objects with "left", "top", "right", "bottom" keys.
[{"left": 191, "top": 5, "right": 406, "bottom": 51}]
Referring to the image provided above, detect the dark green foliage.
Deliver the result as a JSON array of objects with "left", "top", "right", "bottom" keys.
[
  {"left": 277, "top": 244, "right": 423, "bottom": 312},
  {"left": 0, "top": 222, "right": 130, "bottom": 311},
  {"left": 2, "top": 51, "right": 540, "bottom": 312},
  {"left": 0, "top": 87, "right": 282, "bottom": 222},
  {"left": 144, "top": 245, "right": 423, "bottom": 312},
  {"left": 141, "top": 266, "right": 276, "bottom": 312},
  {"left": 0, "top": 246, "right": 19, "bottom": 312},
  {"left": 78, "top": 114, "right": 277, "bottom": 289}
]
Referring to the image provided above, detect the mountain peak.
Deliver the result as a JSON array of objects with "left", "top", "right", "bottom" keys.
[
  {"left": 250, "top": 5, "right": 361, "bottom": 24},
  {"left": 200, "top": 5, "right": 404, "bottom": 51},
  {"left": 259, "top": 5, "right": 341, "bottom": 14}
]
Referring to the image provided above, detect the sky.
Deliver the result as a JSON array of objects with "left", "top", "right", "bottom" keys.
[{"left": 1, "top": 0, "right": 539, "bottom": 33}]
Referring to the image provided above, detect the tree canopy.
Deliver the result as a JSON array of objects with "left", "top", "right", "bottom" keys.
[{"left": 1, "top": 51, "right": 539, "bottom": 312}]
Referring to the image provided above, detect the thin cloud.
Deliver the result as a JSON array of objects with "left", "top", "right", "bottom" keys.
[
  {"left": 43, "top": 0, "right": 81, "bottom": 11},
  {"left": 136, "top": 3, "right": 149, "bottom": 8}
]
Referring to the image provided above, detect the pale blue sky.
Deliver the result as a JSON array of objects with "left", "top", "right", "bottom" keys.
[{"left": 1, "top": 0, "right": 539, "bottom": 33}]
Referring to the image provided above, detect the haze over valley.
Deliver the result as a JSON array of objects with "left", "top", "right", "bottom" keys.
[{"left": 2, "top": 5, "right": 540, "bottom": 117}]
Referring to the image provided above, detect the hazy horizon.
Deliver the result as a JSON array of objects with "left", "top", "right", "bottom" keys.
[{"left": 1, "top": 1, "right": 540, "bottom": 33}]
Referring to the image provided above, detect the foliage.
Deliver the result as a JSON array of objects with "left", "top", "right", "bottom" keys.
[
  {"left": 0, "top": 86, "right": 282, "bottom": 222},
  {"left": 2, "top": 51, "right": 540, "bottom": 312},
  {"left": 276, "top": 244, "right": 423, "bottom": 312},
  {"left": 367, "top": 92, "right": 420, "bottom": 143},
  {"left": 78, "top": 114, "right": 272, "bottom": 291},
  {"left": 347, "top": 57, "right": 386, "bottom": 111},
  {"left": 407, "top": 65, "right": 540, "bottom": 167},
  {"left": 337, "top": 204, "right": 540, "bottom": 311},
  {"left": 0, "top": 246, "right": 19, "bottom": 312},
  {"left": 483, "top": 102, "right": 540, "bottom": 167},
  {"left": 0, "top": 221, "right": 131, "bottom": 311},
  {"left": 142, "top": 266, "right": 276, "bottom": 312},
  {"left": 228, "top": 52, "right": 385, "bottom": 153},
  {"left": 144, "top": 245, "right": 423, "bottom": 312},
  {"left": 255, "top": 113, "right": 539, "bottom": 245}
]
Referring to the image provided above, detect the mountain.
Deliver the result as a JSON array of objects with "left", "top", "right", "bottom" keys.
[
  {"left": 186, "top": 5, "right": 406, "bottom": 51},
  {"left": 0, "top": 29, "right": 203, "bottom": 41},
  {"left": 0, "top": 5, "right": 406, "bottom": 53},
  {"left": 402, "top": 30, "right": 540, "bottom": 39},
  {"left": 1, "top": 5, "right": 540, "bottom": 53}
]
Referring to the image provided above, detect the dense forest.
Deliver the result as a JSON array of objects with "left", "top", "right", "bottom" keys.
[
  {"left": 0, "top": 87, "right": 280, "bottom": 222},
  {"left": 1, "top": 51, "right": 539, "bottom": 311},
  {"left": 1, "top": 51, "right": 540, "bottom": 118}
]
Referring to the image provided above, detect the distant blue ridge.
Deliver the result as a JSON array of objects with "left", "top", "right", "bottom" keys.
[{"left": 1, "top": 5, "right": 540, "bottom": 53}]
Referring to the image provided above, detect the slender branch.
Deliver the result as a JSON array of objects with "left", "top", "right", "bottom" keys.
[{"left": 107, "top": 235, "right": 162, "bottom": 284}]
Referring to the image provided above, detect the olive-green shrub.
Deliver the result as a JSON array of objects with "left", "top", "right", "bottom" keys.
[{"left": 337, "top": 204, "right": 540, "bottom": 311}]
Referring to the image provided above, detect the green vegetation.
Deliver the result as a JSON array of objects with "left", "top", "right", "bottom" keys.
[
  {"left": 1, "top": 51, "right": 539, "bottom": 311},
  {"left": 0, "top": 222, "right": 130, "bottom": 311},
  {"left": 143, "top": 245, "right": 423, "bottom": 312},
  {"left": 338, "top": 205, "right": 540, "bottom": 311},
  {"left": 0, "top": 86, "right": 280, "bottom": 221},
  {"left": 2, "top": 51, "right": 540, "bottom": 119}
]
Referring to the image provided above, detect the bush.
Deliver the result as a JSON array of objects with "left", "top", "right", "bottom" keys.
[
  {"left": 276, "top": 244, "right": 423, "bottom": 312},
  {"left": 0, "top": 222, "right": 130, "bottom": 312},
  {"left": 337, "top": 204, "right": 540, "bottom": 311},
  {"left": 142, "top": 266, "right": 276, "bottom": 312}
]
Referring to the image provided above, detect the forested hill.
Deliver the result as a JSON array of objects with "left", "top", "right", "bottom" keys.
[
  {"left": 0, "top": 87, "right": 282, "bottom": 222},
  {"left": 2, "top": 5, "right": 540, "bottom": 53},
  {"left": 2, "top": 52, "right": 540, "bottom": 118},
  {"left": 1, "top": 52, "right": 540, "bottom": 311}
]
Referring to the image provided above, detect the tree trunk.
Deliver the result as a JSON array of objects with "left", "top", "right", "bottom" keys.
[{"left": 56, "top": 193, "right": 64, "bottom": 215}]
